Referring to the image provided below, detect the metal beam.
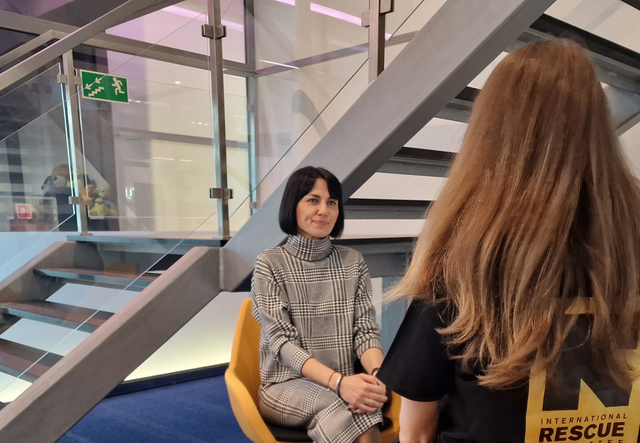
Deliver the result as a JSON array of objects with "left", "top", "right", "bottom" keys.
[
  {"left": 61, "top": 51, "right": 90, "bottom": 235},
  {"left": 0, "top": 10, "right": 78, "bottom": 35},
  {"left": 364, "top": 0, "right": 393, "bottom": 83},
  {"left": 205, "top": 0, "right": 231, "bottom": 239},
  {"left": 222, "top": 0, "right": 556, "bottom": 291},
  {"left": 603, "top": 84, "right": 640, "bottom": 136},
  {"left": 0, "top": 31, "right": 55, "bottom": 70},
  {"left": 0, "top": 10, "right": 255, "bottom": 77},
  {"left": 0, "top": 0, "right": 171, "bottom": 92}
]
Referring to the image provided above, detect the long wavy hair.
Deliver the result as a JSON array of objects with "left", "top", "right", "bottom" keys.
[{"left": 391, "top": 40, "right": 640, "bottom": 389}]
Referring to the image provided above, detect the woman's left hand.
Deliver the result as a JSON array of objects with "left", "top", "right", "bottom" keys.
[
  {"left": 339, "top": 373, "right": 387, "bottom": 414},
  {"left": 349, "top": 376, "right": 386, "bottom": 415}
]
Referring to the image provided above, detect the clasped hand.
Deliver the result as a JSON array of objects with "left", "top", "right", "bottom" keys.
[{"left": 338, "top": 373, "right": 387, "bottom": 415}]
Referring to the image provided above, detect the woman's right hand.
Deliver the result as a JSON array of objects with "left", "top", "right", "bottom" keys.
[{"left": 337, "top": 373, "right": 387, "bottom": 414}]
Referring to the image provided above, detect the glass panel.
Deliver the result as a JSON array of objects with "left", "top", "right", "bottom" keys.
[
  {"left": 78, "top": 73, "right": 248, "bottom": 235},
  {"left": 0, "top": 0, "right": 128, "bottom": 27},
  {"left": 79, "top": 72, "right": 217, "bottom": 233},
  {"left": 106, "top": 0, "right": 246, "bottom": 64},
  {"left": 80, "top": 5, "right": 225, "bottom": 234},
  {"left": 226, "top": 0, "right": 426, "bottom": 233},
  {"left": 253, "top": 0, "right": 368, "bottom": 71},
  {"left": 0, "top": 65, "right": 64, "bottom": 134},
  {"left": 385, "top": 0, "right": 436, "bottom": 36},
  {"left": 106, "top": 0, "right": 208, "bottom": 65},
  {"left": 220, "top": 0, "right": 247, "bottom": 64},
  {"left": 121, "top": 218, "right": 243, "bottom": 381},
  {"left": 0, "top": 0, "right": 239, "bottom": 411},
  {"left": 0, "top": 174, "right": 222, "bottom": 402},
  {"left": 0, "top": 64, "right": 78, "bottom": 283}
]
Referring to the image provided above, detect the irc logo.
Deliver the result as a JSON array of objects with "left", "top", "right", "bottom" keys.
[{"left": 525, "top": 299, "right": 640, "bottom": 443}]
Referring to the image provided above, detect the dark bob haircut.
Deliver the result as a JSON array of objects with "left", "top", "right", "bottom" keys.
[{"left": 279, "top": 166, "right": 344, "bottom": 238}]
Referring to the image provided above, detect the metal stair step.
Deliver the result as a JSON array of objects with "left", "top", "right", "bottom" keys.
[
  {"left": 344, "top": 199, "right": 432, "bottom": 219},
  {"left": 434, "top": 17, "right": 640, "bottom": 124},
  {"left": 379, "top": 147, "right": 456, "bottom": 177},
  {"left": 436, "top": 86, "right": 479, "bottom": 123},
  {"left": 0, "top": 301, "right": 112, "bottom": 333},
  {"left": 34, "top": 267, "right": 159, "bottom": 291},
  {"left": 67, "top": 235, "right": 226, "bottom": 255},
  {"left": 0, "top": 339, "right": 62, "bottom": 382},
  {"left": 527, "top": 15, "right": 640, "bottom": 87}
]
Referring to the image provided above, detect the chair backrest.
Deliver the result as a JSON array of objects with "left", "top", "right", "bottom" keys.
[{"left": 228, "top": 298, "right": 262, "bottom": 407}]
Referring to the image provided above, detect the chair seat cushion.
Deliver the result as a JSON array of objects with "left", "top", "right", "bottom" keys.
[{"left": 266, "top": 416, "right": 393, "bottom": 442}]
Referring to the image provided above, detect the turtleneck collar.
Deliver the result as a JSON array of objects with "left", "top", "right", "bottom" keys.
[{"left": 283, "top": 235, "right": 333, "bottom": 261}]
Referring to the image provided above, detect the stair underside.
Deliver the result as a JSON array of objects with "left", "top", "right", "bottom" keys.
[{"left": 344, "top": 199, "right": 432, "bottom": 219}]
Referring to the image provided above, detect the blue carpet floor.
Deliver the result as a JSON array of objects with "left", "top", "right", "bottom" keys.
[{"left": 58, "top": 375, "right": 252, "bottom": 443}]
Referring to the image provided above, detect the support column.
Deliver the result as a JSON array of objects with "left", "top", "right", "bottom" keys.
[
  {"left": 244, "top": 0, "right": 259, "bottom": 214},
  {"left": 60, "top": 51, "right": 90, "bottom": 236},
  {"left": 362, "top": 0, "right": 394, "bottom": 83},
  {"left": 204, "top": 0, "right": 231, "bottom": 238}
]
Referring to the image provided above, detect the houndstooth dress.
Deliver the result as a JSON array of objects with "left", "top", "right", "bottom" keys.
[{"left": 251, "top": 235, "right": 383, "bottom": 443}]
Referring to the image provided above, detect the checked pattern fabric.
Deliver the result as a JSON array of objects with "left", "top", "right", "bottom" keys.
[{"left": 251, "top": 235, "right": 383, "bottom": 442}]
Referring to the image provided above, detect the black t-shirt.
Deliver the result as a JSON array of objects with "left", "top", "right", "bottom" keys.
[{"left": 377, "top": 300, "right": 640, "bottom": 443}]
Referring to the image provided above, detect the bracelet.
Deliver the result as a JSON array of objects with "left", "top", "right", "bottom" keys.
[
  {"left": 334, "top": 374, "right": 344, "bottom": 397},
  {"left": 370, "top": 367, "right": 380, "bottom": 377},
  {"left": 326, "top": 370, "right": 337, "bottom": 390}
]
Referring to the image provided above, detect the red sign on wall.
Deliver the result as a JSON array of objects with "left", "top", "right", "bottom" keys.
[{"left": 16, "top": 204, "right": 32, "bottom": 219}]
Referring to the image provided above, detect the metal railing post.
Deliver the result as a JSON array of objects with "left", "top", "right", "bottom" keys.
[
  {"left": 244, "top": 0, "right": 258, "bottom": 214},
  {"left": 0, "top": 0, "right": 160, "bottom": 93},
  {"left": 60, "top": 51, "right": 90, "bottom": 236},
  {"left": 362, "top": 0, "right": 394, "bottom": 83},
  {"left": 204, "top": 0, "right": 232, "bottom": 239}
]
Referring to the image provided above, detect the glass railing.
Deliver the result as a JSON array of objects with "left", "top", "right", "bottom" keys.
[
  {"left": 65, "top": 0, "right": 255, "bottom": 236},
  {"left": 225, "top": 0, "right": 426, "bottom": 232},
  {"left": 0, "top": 0, "right": 220, "bottom": 406},
  {"left": 249, "top": 0, "right": 370, "bottom": 195},
  {"left": 0, "top": 64, "right": 79, "bottom": 283},
  {"left": 0, "top": 214, "right": 224, "bottom": 403},
  {"left": 0, "top": 0, "right": 432, "bottom": 411},
  {"left": 79, "top": 74, "right": 217, "bottom": 233},
  {"left": 0, "top": 0, "right": 135, "bottom": 28},
  {"left": 0, "top": 0, "right": 253, "bottom": 406},
  {"left": 0, "top": 66, "right": 87, "bottom": 403}
]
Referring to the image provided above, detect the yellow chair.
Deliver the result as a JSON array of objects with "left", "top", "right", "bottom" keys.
[{"left": 225, "top": 298, "right": 401, "bottom": 443}]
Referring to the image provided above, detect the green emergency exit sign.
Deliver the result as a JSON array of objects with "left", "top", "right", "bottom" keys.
[{"left": 80, "top": 70, "right": 129, "bottom": 104}]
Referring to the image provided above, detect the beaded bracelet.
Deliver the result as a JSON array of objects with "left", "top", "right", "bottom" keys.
[
  {"left": 326, "top": 370, "right": 337, "bottom": 390},
  {"left": 334, "top": 374, "right": 344, "bottom": 397}
]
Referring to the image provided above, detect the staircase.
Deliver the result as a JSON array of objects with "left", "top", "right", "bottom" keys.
[
  {"left": 0, "top": 236, "right": 222, "bottom": 407},
  {"left": 0, "top": 0, "right": 639, "bottom": 441}
]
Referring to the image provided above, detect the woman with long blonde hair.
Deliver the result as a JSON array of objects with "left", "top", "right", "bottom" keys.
[{"left": 377, "top": 40, "right": 640, "bottom": 443}]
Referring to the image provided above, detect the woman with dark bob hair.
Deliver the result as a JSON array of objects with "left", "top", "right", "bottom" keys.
[
  {"left": 378, "top": 40, "right": 640, "bottom": 442},
  {"left": 251, "top": 166, "right": 387, "bottom": 443}
]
